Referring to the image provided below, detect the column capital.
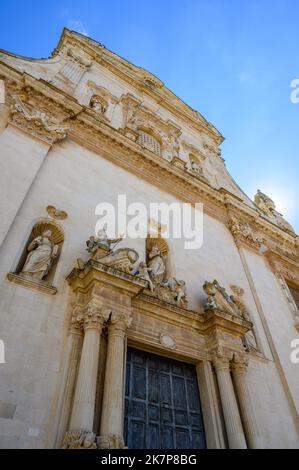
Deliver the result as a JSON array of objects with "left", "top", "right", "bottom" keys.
[
  {"left": 212, "top": 353, "right": 231, "bottom": 373},
  {"left": 71, "top": 303, "right": 110, "bottom": 332},
  {"left": 231, "top": 354, "right": 249, "bottom": 375},
  {"left": 109, "top": 310, "right": 132, "bottom": 335}
]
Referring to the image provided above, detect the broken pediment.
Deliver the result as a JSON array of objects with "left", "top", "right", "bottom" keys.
[{"left": 203, "top": 280, "right": 249, "bottom": 320}]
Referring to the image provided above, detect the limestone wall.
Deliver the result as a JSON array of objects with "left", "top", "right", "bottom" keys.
[{"left": 0, "top": 134, "right": 298, "bottom": 448}]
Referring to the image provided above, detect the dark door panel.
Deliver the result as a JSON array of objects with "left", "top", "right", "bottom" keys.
[{"left": 124, "top": 348, "right": 206, "bottom": 449}]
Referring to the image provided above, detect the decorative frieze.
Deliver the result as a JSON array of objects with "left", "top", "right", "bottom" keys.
[{"left": 227, "top": 215, "right": 264, "bottom": 251}]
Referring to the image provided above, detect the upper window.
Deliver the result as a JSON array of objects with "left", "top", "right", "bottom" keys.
[{"left": 137, "top": 130, "right": 162, "bottom": 157}]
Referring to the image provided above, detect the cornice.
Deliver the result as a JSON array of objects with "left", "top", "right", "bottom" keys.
[
  {"left": 1, "top": 58, "right": 298, "bottom": 264},
  {"left": 51, "top": 29, "right": 224, "bottom": 145},
  {"left": 264, "top": 249, "right": 299, "bottom": 286}
]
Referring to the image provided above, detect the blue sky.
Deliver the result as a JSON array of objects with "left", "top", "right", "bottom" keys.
[{"left": 1, "top": 0, "right": 298, "bottom": 232}]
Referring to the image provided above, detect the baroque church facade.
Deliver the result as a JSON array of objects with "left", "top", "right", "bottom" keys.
[{"left": 0, "top": 29, "right": 298, "bottom": 449}]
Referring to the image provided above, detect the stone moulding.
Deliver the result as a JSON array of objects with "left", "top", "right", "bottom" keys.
[
  {"left": 202, "top": 308, "right": 253, "bottom": 337},
  {"left": 7, "top": 272, "right": 57, "bottom": 295},
  {"left": 66, "top": 259, "right": 148, "bottom": 294},
  {"left": 136, "top": 291, "right": 198, "bottom": 317},
  {"left": 0, "top": 45, "right": 298, "bottom": 262},
  {"left": 54, "top": 29, "right": 223, "bottom": 143}
]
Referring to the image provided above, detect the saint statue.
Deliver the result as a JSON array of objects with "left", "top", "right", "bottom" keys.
[
  {"left": 96, "top": 228, "right": 123, "bottom": 251},
  {"left": 147, "top": 244, "right": 166, "bottom": 285},
  {"left": 21, "top": 230, "right": 58, "bottom": 281}
]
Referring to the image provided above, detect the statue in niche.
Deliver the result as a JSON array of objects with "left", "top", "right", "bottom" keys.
[
  {"left": 190, "top": 158, "right": 204, "bottom": 176},
  {"left": 21, "top": 230, "right": 58, "bottom": 281},
  {"left": 147, "top": 244, "right": 166, "bottom": 285},
  {"left": 90, "top": 94, "right": 108, "bottom": 115}
]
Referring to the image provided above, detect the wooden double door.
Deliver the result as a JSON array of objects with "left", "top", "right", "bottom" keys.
[{"left": 124, "top": 348, "right": 206, "bottom": 449}]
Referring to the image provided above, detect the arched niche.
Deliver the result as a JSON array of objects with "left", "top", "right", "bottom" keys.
[{"left": 15, "top": 218, "right": 64, "bottom": 286}]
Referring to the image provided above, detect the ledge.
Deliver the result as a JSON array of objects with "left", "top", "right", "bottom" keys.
[
  {"left": 202, "top": 308, "right": 253, "bottom": 336},
  {"left": 7, "top": 273, "right": 57, "bottom": 295},
  {"left": 135, "top": 291, "right": 200, "bottom": 318}
]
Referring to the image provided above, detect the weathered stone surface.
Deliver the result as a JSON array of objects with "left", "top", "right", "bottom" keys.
[{"left": 0, "top": 29, "right": 298, "bottom": 450}]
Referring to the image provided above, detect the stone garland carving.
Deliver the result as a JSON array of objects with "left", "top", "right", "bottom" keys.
[
  {"left": 62, "top": 430, "right": 97, "bottom": 449},
  {"left": 20, "top": 230, "right": 59, "bottom": 282},
  {"left": 228, "top": 215, "right": 264, "bottom": 250},
  {"left": 10, "top": 95, "right": 69, "bottom": 144},
  {"left": 254, "top": 189, "right": 295, "bottom": 234}
]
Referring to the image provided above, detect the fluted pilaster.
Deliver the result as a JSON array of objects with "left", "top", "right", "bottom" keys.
[
  {"left": 231, "top": 357, "right": 262, "bottom": 448},
  {"left": 99, "top": 311, "right": 132, "bottom": 449},
  {"left": 213, "top": 355, "right": 247, "bottom": 449},
  {"left": 63, "top": 303, "right": 110, "bottom": 447}
]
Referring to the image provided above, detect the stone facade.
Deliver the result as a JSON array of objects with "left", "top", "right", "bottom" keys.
[{"left": 0, "top": 29, "right": 298, "bottom": 449}]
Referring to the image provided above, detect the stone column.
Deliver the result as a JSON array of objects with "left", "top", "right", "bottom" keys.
[
  {"left": 213, "top": 355, "right": 247, "bottom": 449},
  {"left": 54, "top": 325, "right": 83, "bottom": 448},
  {"left": 62, "top": 303, "right": 110, "bottom": 448},
  {"left": 231, "top": 358, "right": 262, "bottom": 448},
  {"left": 99, "top": 310, "right": 132, "bottom": 449},
  {"left": 196, "top": 361, "right": 226, "bottom": 448}
]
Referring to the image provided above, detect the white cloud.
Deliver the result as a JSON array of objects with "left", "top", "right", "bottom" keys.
[{"left": 67, "top": 20, "right": 89, "bottom": 36}]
